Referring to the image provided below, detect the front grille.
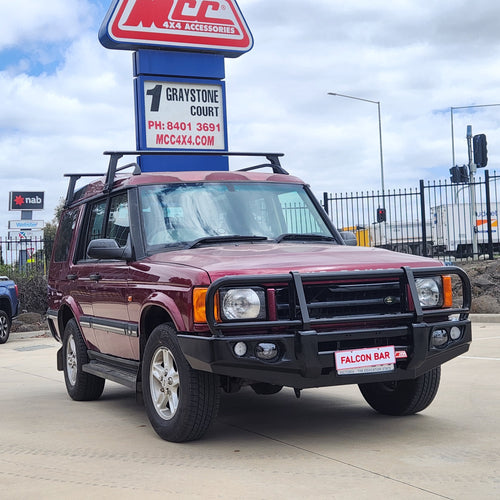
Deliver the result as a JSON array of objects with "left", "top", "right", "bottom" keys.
[
  {"left": 275, "top": 280, "right": 404, "bottom": 321},
  {"left": 318, "top": 332, "right": 411, "bottom": 353}
]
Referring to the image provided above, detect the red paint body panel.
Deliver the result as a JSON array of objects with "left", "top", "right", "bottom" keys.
[{"left": 147, "top": 243, "right": 442, "bottom": 281}]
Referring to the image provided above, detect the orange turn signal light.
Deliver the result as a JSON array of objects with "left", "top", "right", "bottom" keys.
[
  {"left": 193, "top": 288, "right": 219, "bottom": 323},
  {"left": 442, "top": 276, "right": 453, "bottom": 308}
]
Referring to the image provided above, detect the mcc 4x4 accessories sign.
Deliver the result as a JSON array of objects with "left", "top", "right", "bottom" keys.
[{"left": 99, "top": 0, "right": 253, "bottom": 56}]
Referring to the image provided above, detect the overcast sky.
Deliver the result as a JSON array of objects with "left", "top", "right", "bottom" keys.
[{"left": 1, "top": 0, "right": 500, "bottom": 233}]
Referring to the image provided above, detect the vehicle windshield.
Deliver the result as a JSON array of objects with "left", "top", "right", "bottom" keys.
[{"left": 139, "top": 182, "right": 336, "bottom": 250}]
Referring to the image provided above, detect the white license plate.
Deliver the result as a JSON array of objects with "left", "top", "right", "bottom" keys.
[{"left": 335, "top": 345, "right": 396, "bottom": 376}]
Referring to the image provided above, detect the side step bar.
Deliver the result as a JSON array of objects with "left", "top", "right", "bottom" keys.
[{"left": 82, "top": 351, "right": 139, "bottom": 390}]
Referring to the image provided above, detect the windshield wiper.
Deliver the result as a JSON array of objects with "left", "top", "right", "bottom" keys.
[
  {"left": 188, "top": 235, "right": 268, "bottom": 249},
  {"left": 275, "top": 234, "right": 336, "bottom": 243}
]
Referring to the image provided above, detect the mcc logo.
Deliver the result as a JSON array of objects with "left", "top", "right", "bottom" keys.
[{"left": 100, "top": 0, "right": 253, "bottom": 55}]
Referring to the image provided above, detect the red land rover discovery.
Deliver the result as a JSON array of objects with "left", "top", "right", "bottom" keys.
[{"left": 47, "top": 151, "right": 472, "bottom": 442}]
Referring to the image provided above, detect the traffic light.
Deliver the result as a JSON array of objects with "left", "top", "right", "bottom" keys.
[
  {"left": 450, "top": 165, "right": 469, "bottom": 184},
  {"left": 473, "top": 134, "right": 488, "bottom": 168},
  {"left": 376, "top": 207, "right": 386, "bottom": 223}
]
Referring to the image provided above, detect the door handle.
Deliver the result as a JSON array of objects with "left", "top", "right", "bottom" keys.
[
  {"left": 66, "top": 274, "right": 78, "bottom": 281},
  {"left": 89, "top": 273, "right": 102, "bottom": 282}
]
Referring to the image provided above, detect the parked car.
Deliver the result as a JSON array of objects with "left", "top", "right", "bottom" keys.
[
  {"left": 0, "top": 276, "right": 19, "bottom": 344},
  {"left": 47, "top": 152, "right": 472, "bottom": 442}
]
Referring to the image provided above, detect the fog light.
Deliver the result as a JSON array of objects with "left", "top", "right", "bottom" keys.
[
  {"left": 255, "top": 343, "right": 278, "bottom": 361},
  {"left": 450, "top": 326, "right": 462, "bottom": 340},
  {"left": 234, "top": 342, "right": 247, "bottom": 357},
  {"left": 431, "top": 329, "right": 448, "bottom": 348}
]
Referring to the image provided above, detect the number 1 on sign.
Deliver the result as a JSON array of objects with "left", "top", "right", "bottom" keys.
[{"left": 147, "top": 85, "right": 162, "bottom": 112}]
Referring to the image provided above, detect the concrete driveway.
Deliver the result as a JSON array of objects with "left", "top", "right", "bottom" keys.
[{"left": 1, "top": 322, "right": 498, "bottom": 500}]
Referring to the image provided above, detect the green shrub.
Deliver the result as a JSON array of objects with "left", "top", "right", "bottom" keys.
[{"left": 0, "top": 266, "right": 48, "bottom": 315}]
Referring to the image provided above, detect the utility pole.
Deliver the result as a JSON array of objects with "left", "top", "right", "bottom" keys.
[{"left": 466, "top": 125, "right": 478, "bottom": 259}]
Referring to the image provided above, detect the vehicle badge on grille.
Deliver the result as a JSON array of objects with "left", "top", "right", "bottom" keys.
[{"left": 384, "top": 296, "right": 396, "bottom": 305}]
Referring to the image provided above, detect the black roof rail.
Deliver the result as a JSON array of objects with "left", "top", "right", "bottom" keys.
[
  {"left": 64, "top": 157, "right": 140, "bottom": 207},
  {"left": 104, "top": 150, "right": 288, "bottom": 174},
  {"left": 103, "top": 150, "right": 284, "bottom": 158},
  {"left": 104, "top": 150, "right": 288, "bottom": 167},
  {"left": 102, "top": 150, "right": 287, "bottom": 175},
  {"left": 103, "top": 152, "right": 141, "bottom": 194},
  {"left": 64, "top": 172, "right": 104, "bottom": 207}
]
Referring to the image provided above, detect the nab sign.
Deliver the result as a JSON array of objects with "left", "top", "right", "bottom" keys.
[
  {"left": 99, "top": 0, "right": 253, "bottom": 57},
  {"left": 9, "top": 191, "right": 45, "bottom": 211}
]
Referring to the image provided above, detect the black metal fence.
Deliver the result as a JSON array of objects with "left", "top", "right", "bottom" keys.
[
  {"left": 0, "top": 236, "right": 52, "bottom": 275},
  {"left": 323, "top": 169, "right": 500, "bottom": 261}
]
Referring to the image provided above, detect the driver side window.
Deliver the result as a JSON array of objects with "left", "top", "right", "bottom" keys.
[
  {"left": 77, "top": 192, "right": 129, "bottom": 261},
  {"left": 107, "top": 195, "right": 130, "bottom": 247}
]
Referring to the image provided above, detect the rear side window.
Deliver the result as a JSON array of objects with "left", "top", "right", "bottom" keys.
[{"left": 53, "top": 208, "right": 79, "bottom": 262}]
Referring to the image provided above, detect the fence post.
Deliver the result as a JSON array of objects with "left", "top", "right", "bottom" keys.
[
  {"left": 419, "top": 180, "right": 428, "bottom": 257},
  {"left": 323, "top": 192, "right": 329, "bottom": 215},
  {"left": 485, "top": 170, "right": 494, "bottom": 260}
]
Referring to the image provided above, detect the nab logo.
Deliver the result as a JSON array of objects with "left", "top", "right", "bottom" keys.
[
  {"left": 99, "top": 0, "right": 253, "bottom": 56},
  {"left": 9, "top": 191, "right": 45, "bottom": 211}
]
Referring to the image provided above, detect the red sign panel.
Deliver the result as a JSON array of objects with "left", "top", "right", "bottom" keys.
[{"left": 99, "top": 0, "right": 253, "bottom": 56}]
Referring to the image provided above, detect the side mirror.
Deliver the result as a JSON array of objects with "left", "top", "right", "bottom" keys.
[
  {"left": 87, "top": 238, "right": 132, "bottom": 260},
  {"left": 339, "top": 231, "right": 357, "bottom": 246}
]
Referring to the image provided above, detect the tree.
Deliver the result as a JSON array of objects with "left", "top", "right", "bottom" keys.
[{"left": 43, "top": 197, "right": 65, "bottom": 266}]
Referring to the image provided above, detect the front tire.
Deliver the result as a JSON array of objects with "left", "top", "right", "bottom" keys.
[
  {"left": 359, "top": 367, "right": 441, "bottom": 416},
  {"left": 142, "top": 323, "right": 220, "bottom": 442},
  {"left": 0, "top": 310, "right": 10, "bottom": 344},
  {"left": 62, "top": 319, "right": 105, "bottom": 401}
]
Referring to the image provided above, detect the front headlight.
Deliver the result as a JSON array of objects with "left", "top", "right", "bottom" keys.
[
  {"left": 220, "top": 288, "right": 266, "bottom": 321},
  {"left": 415, "top": 277, "right": 442, "bottom": 308}
]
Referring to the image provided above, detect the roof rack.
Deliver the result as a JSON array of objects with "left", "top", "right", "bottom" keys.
[
  {"left": 64, "top": 161, "right": 140, "bottom": 207},
  {"left": 103, "top": 150, "right": 287, "bottom": 174},
  {"left": 64, "top": 150, "right": 286, "bottom": 206}
]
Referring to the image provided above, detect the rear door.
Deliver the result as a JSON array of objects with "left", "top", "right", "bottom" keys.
[{"left": 48, "top": 205, "right": 99, "bottom": 348}]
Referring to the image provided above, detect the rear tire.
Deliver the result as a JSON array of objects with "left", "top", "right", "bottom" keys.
[
  {"left": 142, "top": 323, "right": 220, "bottom": 442},
  {"left": 62, "top": 319, "right": 105, "bottom": 401},
  {"left": 359, "top": 367, "right": 441, "bottom": 416},
  {"left": 0, "top": 310, "right": 10, "bottom": 344}
]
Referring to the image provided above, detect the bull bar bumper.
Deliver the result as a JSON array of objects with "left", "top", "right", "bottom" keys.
[{"left": 179, "top": 266, "right": 472, "bottom": 389}]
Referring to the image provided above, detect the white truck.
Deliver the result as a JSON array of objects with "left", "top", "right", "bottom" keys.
[
  {"left": 366, "top": 202, "right": 499, "bottom": 257},
  {"left": 432, "top": 203, "right": 499, "bottom": 257},
  {"left": 371, "top": 220, "right": 434, "bottom": 256}
]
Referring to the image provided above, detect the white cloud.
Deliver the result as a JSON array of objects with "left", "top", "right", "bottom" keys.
[{"left": 0, "top": 0, "right": 95, "bottom": 49}]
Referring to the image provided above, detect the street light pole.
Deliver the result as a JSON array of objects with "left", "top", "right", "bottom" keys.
[{"left": 328, "top": 92, "right": 385, "bottom": 195}]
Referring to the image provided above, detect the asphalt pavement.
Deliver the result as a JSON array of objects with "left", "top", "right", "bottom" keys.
[{"left": 1, "top": 319, "right": 498, "bottom": 499}]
